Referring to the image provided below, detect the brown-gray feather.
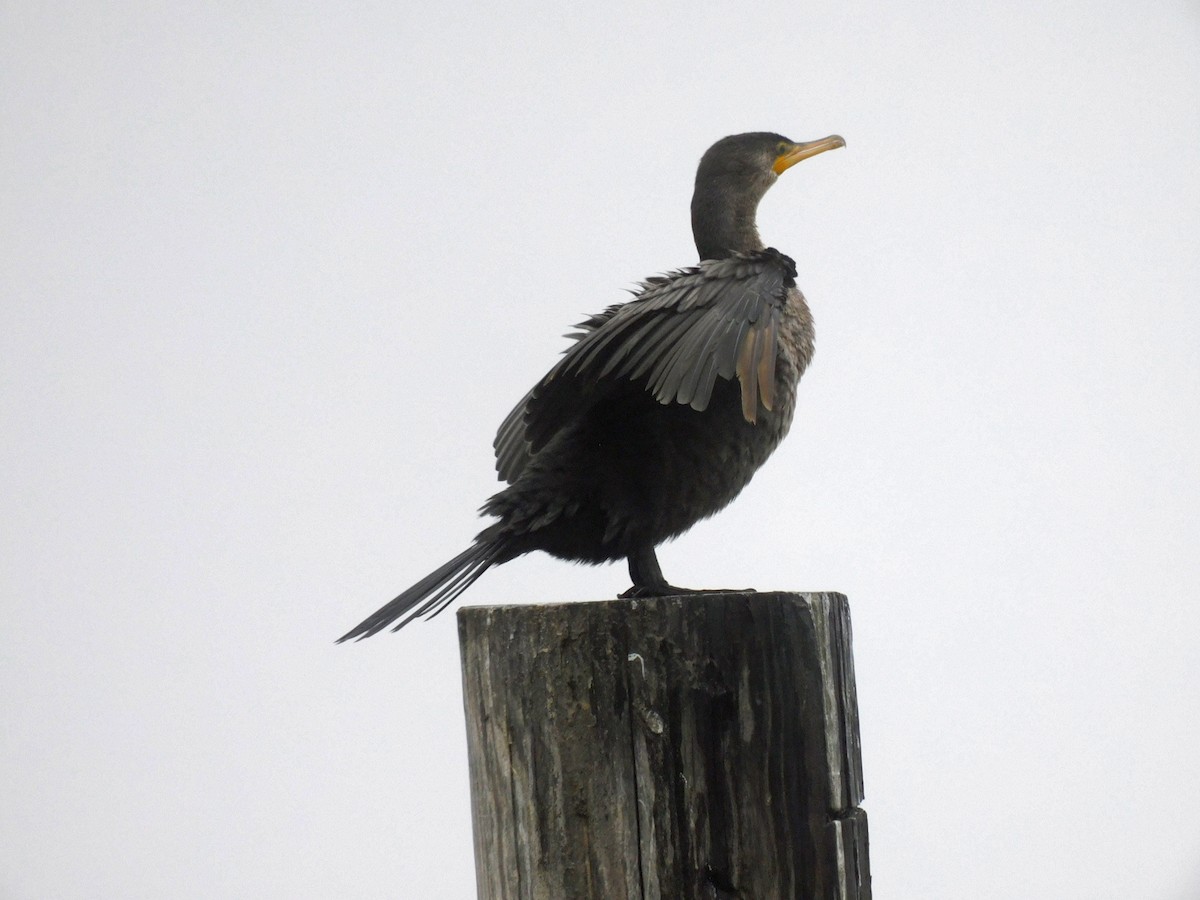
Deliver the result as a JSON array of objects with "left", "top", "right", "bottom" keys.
[{"left": 492, "top": 249, "right": 795, "bottom": 481}]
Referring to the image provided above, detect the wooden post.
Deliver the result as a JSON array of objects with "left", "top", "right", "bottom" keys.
[{"left": 457, "top": 591, "right": 869, "bottom": 899}]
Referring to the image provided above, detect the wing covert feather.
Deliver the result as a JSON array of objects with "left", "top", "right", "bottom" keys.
[{"left": 492, "top": 249, "right": 796, "bottom": 477}]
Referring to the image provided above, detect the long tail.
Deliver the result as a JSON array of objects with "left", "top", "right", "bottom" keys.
[{"left": 337, "top": 540, "right": 502, "bottom": 642}]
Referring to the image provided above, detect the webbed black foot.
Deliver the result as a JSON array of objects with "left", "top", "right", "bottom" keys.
[
  {"left": 620, "top": 583, "right": 691, "bottom": 599},
  {"left": 619, "top": 584, "right": 756, "bottom": 598}
]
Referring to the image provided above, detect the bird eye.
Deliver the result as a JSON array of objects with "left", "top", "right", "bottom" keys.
[{"left": 776, "top": 141, "right": 790, "bottom": 155}]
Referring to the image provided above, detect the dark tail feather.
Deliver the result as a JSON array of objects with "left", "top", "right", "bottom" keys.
[{"left": 337, "top": 541, "right": 500, "bottom": 642}]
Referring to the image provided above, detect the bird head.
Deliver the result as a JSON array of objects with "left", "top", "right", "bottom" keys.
[{"left": 691, "top": 132, "right": 844, "bottom": 260}]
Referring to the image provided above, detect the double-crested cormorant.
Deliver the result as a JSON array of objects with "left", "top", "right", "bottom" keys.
[{"left": 339, "top": 131, "right": 844, "bottom": 641}]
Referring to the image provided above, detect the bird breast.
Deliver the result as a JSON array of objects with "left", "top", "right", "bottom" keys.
[
  {"left": 643, "top": 285, "right": 814, "bottom": 543},
  {"left": 757, "top": 284, "right": 813, "bottom": 448},
  {"left": 778, "top": 285, "right": 816, "bottom": 387}
]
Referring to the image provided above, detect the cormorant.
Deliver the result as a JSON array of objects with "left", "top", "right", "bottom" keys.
[{"left": 339, "top": 131, "right": 844, "bottom": 641}]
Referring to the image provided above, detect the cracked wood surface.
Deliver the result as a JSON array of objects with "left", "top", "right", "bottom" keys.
[{"left": 458, "top": 592, "right": 869, "bottom": 899}]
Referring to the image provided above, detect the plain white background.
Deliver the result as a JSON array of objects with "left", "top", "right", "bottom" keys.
[{"left": 3, "top": 2, "right": 1198, "bottom": 897}]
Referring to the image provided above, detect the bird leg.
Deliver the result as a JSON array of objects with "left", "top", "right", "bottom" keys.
[
  {"left": 621, "top": 544, "right": 696, "bottom": 597},
  {"left": 620, "top": 543, "right": 756, "bottom": 598}
]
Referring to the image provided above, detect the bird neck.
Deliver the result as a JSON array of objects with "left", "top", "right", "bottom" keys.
[{"left": 690, "top": 179, "right": 767, "bottom": 261}]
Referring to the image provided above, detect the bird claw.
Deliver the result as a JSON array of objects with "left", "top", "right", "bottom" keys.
[{"left": 619, "top": 585, "right": 757, "bottom": 599}]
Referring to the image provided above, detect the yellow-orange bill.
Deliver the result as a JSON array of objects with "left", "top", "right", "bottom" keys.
[{"left": 773, "top": 134, "right": 846, "bottom": 175}]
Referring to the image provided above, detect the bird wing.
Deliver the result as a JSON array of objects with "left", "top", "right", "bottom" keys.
[
  {"left": 493, "top": 250, "right": 796, "bottom": 483},
  {"left": 492, "top": 304, "right": 623, "bottom": 483},
  {"left": 493, "top": 387, "right": 537, "bottom": 483}
]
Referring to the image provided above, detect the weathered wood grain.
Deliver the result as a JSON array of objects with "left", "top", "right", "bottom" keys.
[{"left": 458, "top": 592, "right": 868, "bottom": 899}]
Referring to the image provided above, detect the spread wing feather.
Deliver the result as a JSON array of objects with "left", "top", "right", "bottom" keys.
[
  {"left": 493, "top": 387, "right": 535, "bottom": 483},
  {"left": 492, "top": 250, "right": 796, "bottom": 483}
]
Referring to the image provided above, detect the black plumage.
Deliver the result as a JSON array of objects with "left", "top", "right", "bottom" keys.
[{"left": 339, "top": 131, "right": 844, "bottom": 641}]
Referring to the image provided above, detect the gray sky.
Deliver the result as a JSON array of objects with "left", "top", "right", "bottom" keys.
[{"left": 3, "top": 1, "right": 1199, "bottom": 897}]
